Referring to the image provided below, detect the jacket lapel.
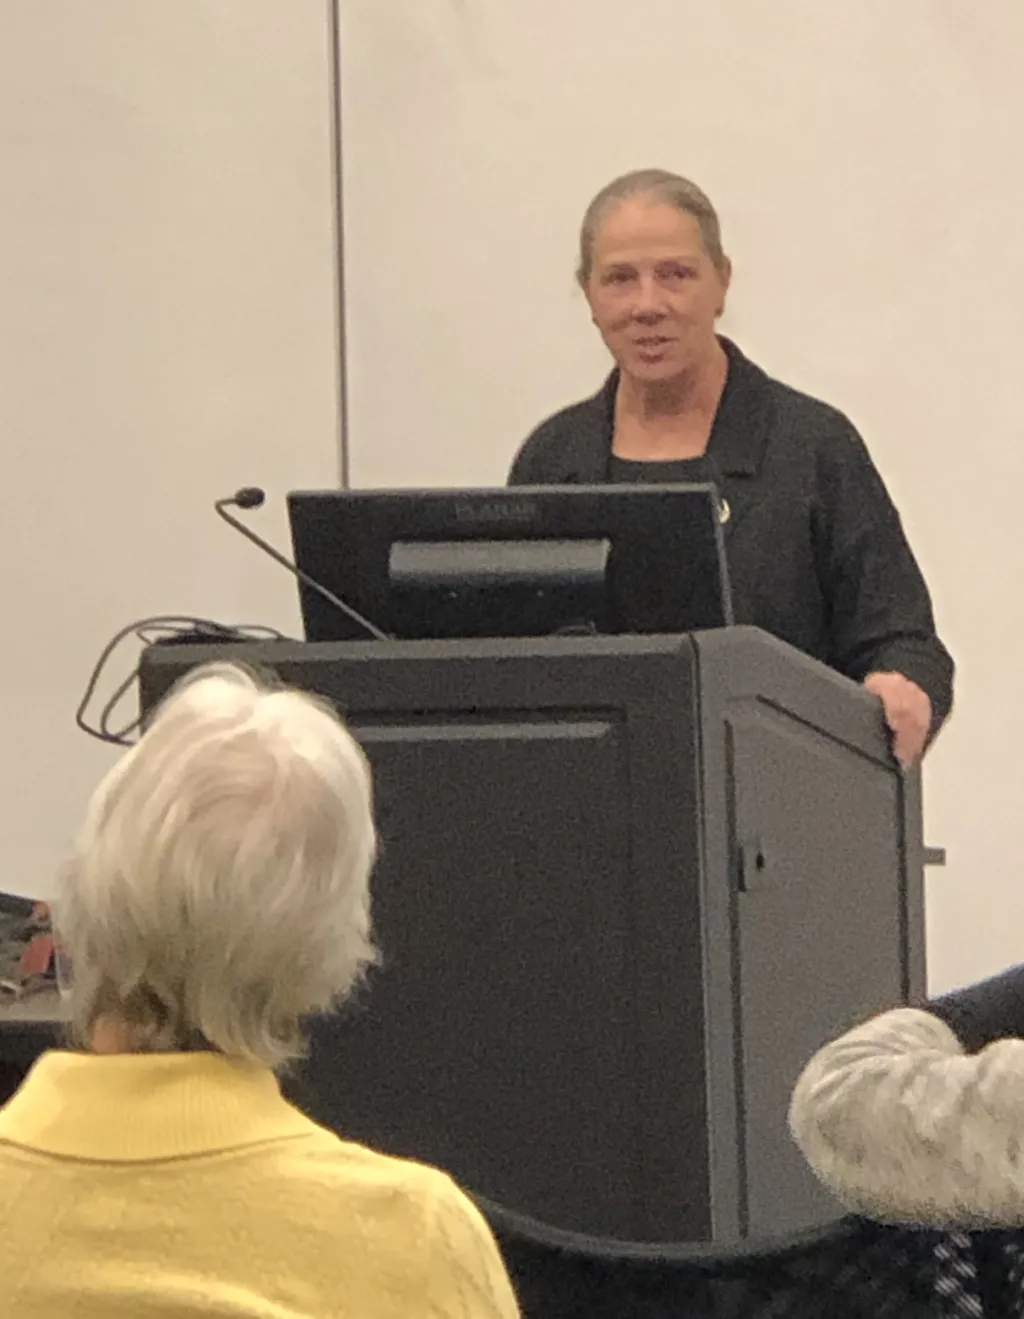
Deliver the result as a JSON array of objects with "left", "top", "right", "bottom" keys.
[
  {"left": 557, "top": 373, "right": 617, "bottom": 483},
  {"left": 706, "top": 340, "right": 774, "bottom": 537}
]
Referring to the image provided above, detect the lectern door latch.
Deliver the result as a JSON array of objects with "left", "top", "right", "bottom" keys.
[{"left": 737, "top": 839, "right": 769, "bottom": 892}]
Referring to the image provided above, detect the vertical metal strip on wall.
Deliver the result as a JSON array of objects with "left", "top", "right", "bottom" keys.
[{"left": 328, "top": 0, "right": 349, "bottom": 486}]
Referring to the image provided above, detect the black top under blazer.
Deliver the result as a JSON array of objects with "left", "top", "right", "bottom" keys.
[{"left": 508, "top": 339, "right": 954, "bottom": 734}]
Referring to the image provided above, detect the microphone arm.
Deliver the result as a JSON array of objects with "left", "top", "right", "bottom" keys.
[{"left": 214, "top": 490, "right": 390, "bottom": 641}]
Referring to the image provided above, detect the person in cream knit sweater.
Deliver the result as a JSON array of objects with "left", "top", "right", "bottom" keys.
[
  {"left": 0, "top": 662, "right": 519, "bottom": 1318},
  {"left": 790, "top": 965, "right": 1024, "bottom": 1228}
]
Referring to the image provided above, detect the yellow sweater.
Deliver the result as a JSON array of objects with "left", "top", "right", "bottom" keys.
[{"left": 0, "top": 1050, "right": 520, "bottom": 1318}]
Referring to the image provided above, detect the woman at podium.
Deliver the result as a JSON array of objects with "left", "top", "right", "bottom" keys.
[{"left": 508, "top": 169, "right": 953, "bottom": 768}]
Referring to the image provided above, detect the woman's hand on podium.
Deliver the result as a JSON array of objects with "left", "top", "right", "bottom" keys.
[{"left": 864, "top": 671, "right": 932, "bottom": 769}]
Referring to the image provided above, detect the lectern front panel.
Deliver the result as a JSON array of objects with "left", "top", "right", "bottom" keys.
[{"left": 139, "top": 638, "right": 712, "bottom": 1242}]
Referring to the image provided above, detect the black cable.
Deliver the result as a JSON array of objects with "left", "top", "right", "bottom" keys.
[
  {"left": 108, "top": 620, "right": 287, "bottom": 741},
  {"left": 93, "top": 623, "right": 170, "bottom": 738},
  {"left": 96, "top": 620, "right": 243, "bottom": 742},
  {"left": 76, "top": 615, "right": 217, "bottom": 743},
  {"left": 76, "top": 615, "right": 290, "bottom": 747},
  {"left": 97, "top": 620, "right": 269, "bottom": 741},
  {"left": 98, "top": 665, "right": 142, "bottom": 740},
  {"left": 104, "top": 712, "right": 144, "bottom": 745}
]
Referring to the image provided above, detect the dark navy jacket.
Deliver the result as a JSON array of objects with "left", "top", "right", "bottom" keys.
[{"left": 508, "top": 339, "right": 954, "bottom": 734}]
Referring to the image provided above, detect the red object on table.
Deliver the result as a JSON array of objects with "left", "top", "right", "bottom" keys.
[{"left": 18, "top": 933, "right": 54, "bottom": 980}]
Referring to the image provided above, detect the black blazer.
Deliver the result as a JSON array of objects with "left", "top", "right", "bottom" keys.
[
  {"left": 508, "top": 339, "right": 954, "bottom": 734},
  {"left": 927, "top": 964, "right": 1024, "bottom": 1053}
]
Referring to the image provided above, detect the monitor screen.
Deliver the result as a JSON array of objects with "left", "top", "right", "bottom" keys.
[{"left": 286, "top": 485, "right": 732, "bottom": 642}]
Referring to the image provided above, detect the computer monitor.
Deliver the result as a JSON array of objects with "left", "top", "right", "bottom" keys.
[{"left": 286, "top": 485, "right": 732, "bottom": 642}]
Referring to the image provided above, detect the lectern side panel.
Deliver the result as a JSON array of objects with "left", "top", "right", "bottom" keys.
[
  {"left": 728, "top": 700, "right": 905, "bottom": 1236},
  {"left": 293, "top": 708, "right": 709, "bottom": 1242}
]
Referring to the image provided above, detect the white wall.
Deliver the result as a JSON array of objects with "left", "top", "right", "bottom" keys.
[
  {"left": 0, "top": 1, "right": 342, "bottom": 897},
  {"left": 339, "top": 0, "right": 1024, "bottom": 992}
]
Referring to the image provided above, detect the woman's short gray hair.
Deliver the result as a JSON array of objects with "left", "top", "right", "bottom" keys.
[
  {"left": 577, "top": 168, "right": 728, "bottom": 285},
  {"left": 57, "top": 662, "right": 378, "bottom": 1069}
]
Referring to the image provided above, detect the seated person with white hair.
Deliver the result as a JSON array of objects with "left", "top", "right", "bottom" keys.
[
  {"left": 789, "top": 962, "right": 1024, "bottom": 1227},
  {"left": 0, "top": 663, "right": 519, "bottom": 1319}
]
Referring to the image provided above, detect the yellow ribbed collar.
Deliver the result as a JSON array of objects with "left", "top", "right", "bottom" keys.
[{"left": 0, "top": 1049, "right": 314, "bottom": 1161}]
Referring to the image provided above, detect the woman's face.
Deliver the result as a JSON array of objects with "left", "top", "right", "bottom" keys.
[{"left": 585, "top": 196, "right": 730, "bottom": 385}]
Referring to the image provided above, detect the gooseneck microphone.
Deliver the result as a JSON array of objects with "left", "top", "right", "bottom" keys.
[
  {"left": 214, "top": 488, "right": 390, "bottom": 641},
  {"left": 231, "top": 486, "right": 267, "bottom": 511}
]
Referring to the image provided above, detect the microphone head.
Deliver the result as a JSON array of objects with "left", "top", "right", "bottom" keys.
[{"left": 234, "top": 486, "right": 266, "bottom": 510}]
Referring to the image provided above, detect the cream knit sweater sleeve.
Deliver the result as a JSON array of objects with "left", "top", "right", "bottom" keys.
[{"left": 789, "top": 1006, "right": 1024, "bottom": 1227}]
